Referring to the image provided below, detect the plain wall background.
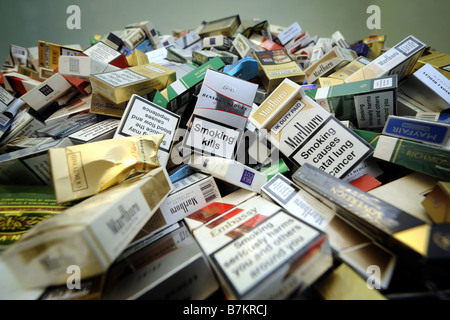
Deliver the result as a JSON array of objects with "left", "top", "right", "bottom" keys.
[{"left": 0, "top": 0, "right": 449, "bottom": 64}]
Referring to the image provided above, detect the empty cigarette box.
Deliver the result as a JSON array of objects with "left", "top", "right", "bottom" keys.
[
  {"left": 2, "top": 167, "right": 173, "bottom": 288},
  {"left": 193, "top": 196, "right": 333, "bottom": 299},
  {"left": 90, "top": 63, "right": 176, "bottom": 104},
  {"left": 102, "top": 221, "right": 219, "bottom": 300},
  {"left": 345, "top": 35, "right": 426, "bottom": 83},
  {"left": 304, "top": 46, "right": 357, "bottom": 84},
  {"left": 254, "top": 49, "right": 305, "bottom": 92}
]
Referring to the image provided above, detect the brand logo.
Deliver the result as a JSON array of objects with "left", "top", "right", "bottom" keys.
[
  {"left": 366, "top": 5, "right": 381, "bottom": 30},
  {"left": 69, "top": 58, "right": 80, "bottom": 73},
  {"left": 39, "top": 85, "right": 54, "bottom": 96},
  {"left": 240, "top": 169, "right": 255, "bottom": 186},
  {"left": 66, "top": 5, "right": 81, "bottom": 30}
]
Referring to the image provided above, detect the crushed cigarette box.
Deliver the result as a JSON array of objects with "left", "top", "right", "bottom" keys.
[
  {"left": 293, "top": 163, "right": 450, "bottom": 260},
  {"left": 309, "top": 75, "right": 398, "bottom": 129},
  {"left": 382, "top": 115, "right": 450, "bottom": 148},
  {"left": 2, "top": 166, "right": 173, "bottom": 288},
  {"left": 198, "top": 15, "right": 241, "bottom": 38},
  {"left": 262, "top": 173, "right": 396, "bottom": 289},
  {"left": 0, "top": 137, "right": 73, "bottom": 186},
  {"left": 182, "top": 69, "right": 257, "bottom": 159},
  {"left": 132, "top": 172, "right": 221, "bottom": 242},
  {"left": 398, "top": 63, "right": 450, "bottom": 112},
  {"left": 38, "top": 41, "right": 83, "bottom": 70},
  {"left": 90, "top": 63, "right": 176, "bottom": 104},
  {"left": 345, "top": 35, "right": 427, "bottom": 83},
  {"left": 373, "top": 134, "right": 450, "bottom": 181},
  {"left": 193, "top": 196, "right": 333, "bottom": 299},
  {"left": 188, "top": 154, "right": 269, "bottom": 193},
  {"left": 49, "top": 134, "right": 163, "bottom": 204},
  {"left": 253, "top": 49, "right": 305, "bottom": 92},
  {"left": 304, "top": 46, "right": 357, "bottom": 84},
  {"left": 250, "top": 79, "right": 373, "bottom": 178},
  {"left": 184, "top": 188, "right": 257, "bottom": 232},
  {"left": 102, "top": 221, "right": 219, "bottom": 300},
  {"left": 113, "top": 94, "right": 181, "bottom": 167}
]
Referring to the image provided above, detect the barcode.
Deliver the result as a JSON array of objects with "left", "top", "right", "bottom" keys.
[
  {"left": 146, "top": 65, "right": 166, "bottom": 73},
  {"left": 416, "top": 112, "right": 440, "bottom": 121},
  {"left": 69, "top": 58, "right": 80, "bottom": 73},
  {"left": 106, "top": 203, "right": 140, "bottom": 235},
  {"left": 12, "top": 47, "right": 26, "bottom": 56},
  {"left": 51, "top": 48, "right": 59, "bottom": 66},
  {"left": 45, "top": 44, "right": 50, "bottom": 68},
  {"left": 0, "top": 114, "right": 10, "bottom": 127},
  {"left": 200, "top": 180, "right": 219, "bottom": 203},
  {"left": 395, "top": 38, "right": 421, "bottom": 57},
  {"left": 269, "top": 69, "right": 301, "bottom": 76}
]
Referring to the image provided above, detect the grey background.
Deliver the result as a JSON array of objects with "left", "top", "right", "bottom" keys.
[{"left": 1, "top": 0, "right": 449, "bottom": 64}]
